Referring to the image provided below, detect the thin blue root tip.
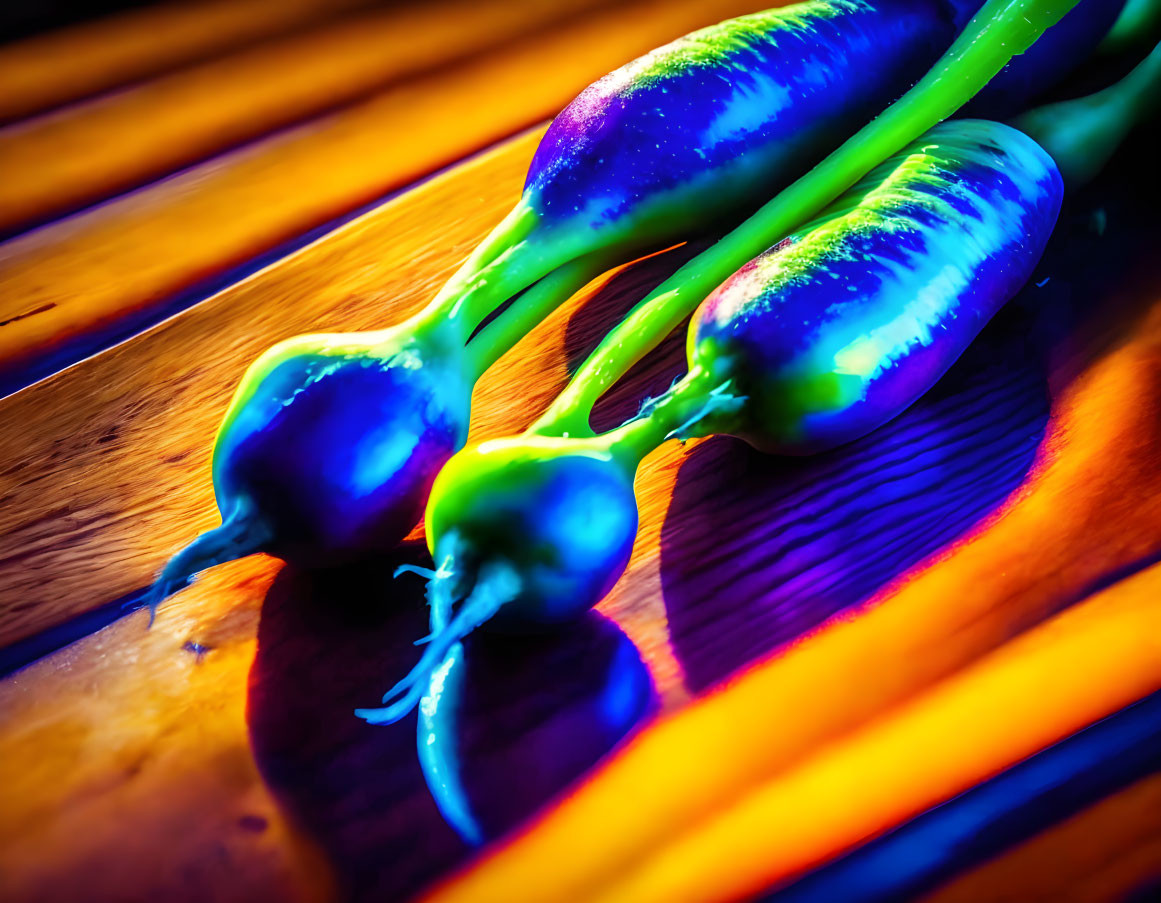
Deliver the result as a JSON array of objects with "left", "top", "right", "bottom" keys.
[
  {"left": 143, "top": 509, "right": 268, "bottom": 627},
  {"left": 417, "top": 642, "right": 485, "bottom": 845}
]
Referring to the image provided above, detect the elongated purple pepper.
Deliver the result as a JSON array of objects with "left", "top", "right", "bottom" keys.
[{"left": 690, "top": 119, "right": 1063, "bottom": 453}]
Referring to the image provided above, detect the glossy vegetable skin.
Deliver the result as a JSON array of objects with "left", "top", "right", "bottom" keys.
[
  {"left": 424, "top": 438, "right": 639, "bottom": 626},
  {"left": 690, "top": 119, "right": 1063, "bottom": 454},
  {"left": 212, "top": 327, "right": 470, "bottom": 564},
  {"left": 358, "top": 0, "right": 1104, "bottom": 843},
  {"left": 525, "top": 0, "right": 960, "bottom": 243},
  {"left": 359, "top": 117, "right": 1066, "bottom": 839},
  {"left": 424, "top": 118, "right": 1063, "bottom": 636}
]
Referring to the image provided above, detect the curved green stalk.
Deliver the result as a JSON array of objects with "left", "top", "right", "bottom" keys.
[
  {"left": 530, "top": 0, "right": 1083, "bottom": 439},
  {"left": 598, "top": 366, "right": 728, "bottom": 466},
  {"left": 1012, "top": 40, "right": 1161, "bottom": 189},
  {"left": 465, "top": 252, "right": 620, "bottom": 378},
  {"left": 1099, "top": 0, "right": 1161, "bottom": 55},
  {"left": 593, "top": 45, "right": 1161, "bottom": 468},
  {"left": 408, "top": 199, "right": 600, "bottom": 347}
]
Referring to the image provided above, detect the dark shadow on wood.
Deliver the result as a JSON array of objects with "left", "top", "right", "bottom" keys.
[
  {"left": 247, "top": 541, "right": 655, "bottom": 902},
  {"left": 656, "top": 127, "right": 1161, "bottom": 695},
  {"left": 658, "top": 313, "right": 1052, "bottom": 694}
]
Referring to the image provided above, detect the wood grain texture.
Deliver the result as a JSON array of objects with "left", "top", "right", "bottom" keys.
[
  {"left": 0, "top": 125, "right": 704, "bottom": 669},
  {"left": 0, "top": 130, "right": 539, "bottom": 649},
  {"left": 0, "top": 0, "right": 609, "bottom": 232},
  {"left": 0, "top": 0, "right": 761, "bottom": 391},
  {"left": 3, "top": 171, "right": 1159, "bottom": 902},
  {"left": 0, "top": 554, "right": 334, "bottom": 903},
  {"left": 0, "top": 0, "right": 376, "bottom": 124},
  {"left": 0, "top": 149, "right": 699, "bottom": 903}
]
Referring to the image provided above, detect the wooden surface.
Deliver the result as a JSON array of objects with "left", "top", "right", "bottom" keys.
[
  {"left": 0, "top": 0, "right": 758, "bottom": 393},
  {"left": 1, "top": 3, "right": 1159, "bottom": 902}
]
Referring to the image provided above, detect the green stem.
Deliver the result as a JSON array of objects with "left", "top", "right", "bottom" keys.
[
  {"left": 465, "top": 252, "right": 617, "bottom": 379},
  {"left": 1099, "top": 0, "right": 1161, "bottom": 55},
  {"left": 531, "top": 0, "right": 1082, "bottom": 438},
  {"left": 410, "top": 200, "right": 541, "bottom": 342},
  {"left": 1011, "top": 40, "right": 1161, "bottom": 188},
  {"left": 598, "top": 366, "right": 725, "bottom": 466}
]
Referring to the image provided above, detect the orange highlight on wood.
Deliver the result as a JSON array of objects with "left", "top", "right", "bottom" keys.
[
  {"left": 0, "top": 0, "right": 761, "bottom": 381},
  {"left": 428, "top": 560, "right": 1161, "bottom": 903},
  {"left": 0, "top": 0, "right": 608, "bottom": 232},
  {"left": 0, "top": 0, "right": 375, "bottom": 124},
  {"left": 588, "top": 563, "right": 1161, "bottom": 903}
]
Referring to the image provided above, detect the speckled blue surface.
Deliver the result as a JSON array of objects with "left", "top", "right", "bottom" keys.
[
  {"left": 526, "top": 0, "right": 959, "bottom": 242},
  {"left": 692, "top": 118, "right": 1064, "bottom": 453}
]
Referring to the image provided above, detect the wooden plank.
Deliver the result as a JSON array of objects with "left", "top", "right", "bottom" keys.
[
  {"left": 0, "top": 206, "right": 1156, "bottom": 903},
  {"left": 1, "top": 173, "right": 1158, "bottom": 903},
  {"left": 0, "top": 0, "right": 381, "bottom": 124},
  {"left": 0, "top": 555, "right": 334, "bottom": 903},
  {"left": 0, "top": 0, "right": 760, "bottom": 391},
  {"left": 0, "top": 125, "right": 701, "bottom": 658},
  {"left": 0, "top": 534, "right": 664, "bottom": 902},
  {"left": 0, "top": 0, "right": 611, "bottom": 233},
  {"left": 763, "top": 689, "right": 1161, "bottom": 903},
  {"left": 919, "top": 773, "right": 1161, "bottom": 903},
  {"left": 0, "top": 129, "right": 534, "bottom": 648},
  {"left": 490, "top": 559, "right": 1161, "bottom": 903},
  {"left": 1, "top": 19, "right": 1159, "bottom": 903}
]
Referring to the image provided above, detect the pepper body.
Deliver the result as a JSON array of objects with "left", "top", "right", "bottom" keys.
[
  {"left": 691, "top": 119, "right": 1063, "bottom": 455},
  {"left": 425, "top": 436, "right": 639, "bottom": 625},
  {"left": 171, "top": 0, "right": 1093, "bottom": 593},
  {"left": 527, "top": 0, "right": 959, "bottom": 247},
  {"left": 213, "top": 327, "right": 470, "bottom": 564},
  {"left": 203, "top": 0, "right": 967, "bottom": 574}
]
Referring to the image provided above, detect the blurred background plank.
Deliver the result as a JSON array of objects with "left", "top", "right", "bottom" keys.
[
  {"left": 918, "top": 773, "right": 1161, "bottom": 903},
  {"left": 0, "top": 0, "right": 377, "bottom": 123},
  {"left": 0, "top": 0, "right": 611, "bottom": 233},
  {"left": 0, "top": 0, "right": 760, "bottom": 395}
]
